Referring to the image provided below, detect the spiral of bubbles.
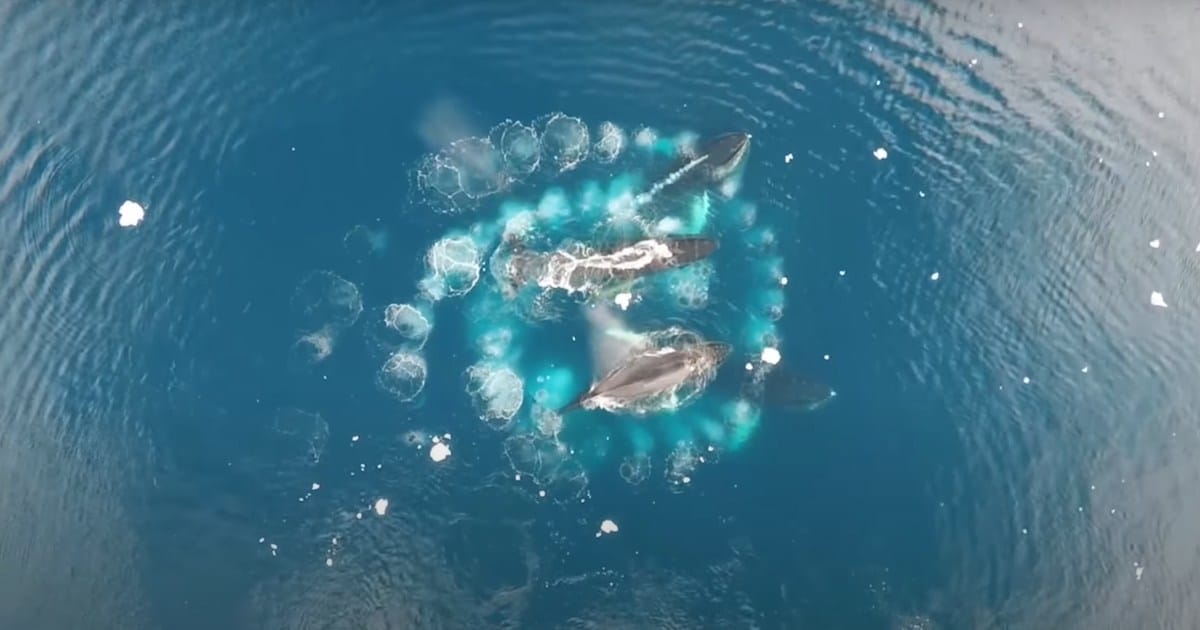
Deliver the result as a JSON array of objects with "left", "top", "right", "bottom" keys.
[{"left": 291, "top": 112, "right": 795, "bottom": 502}]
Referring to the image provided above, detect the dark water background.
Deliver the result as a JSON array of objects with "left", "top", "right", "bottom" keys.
[{"left": 2, "top": 1, "right": 1198, "bottom": 628}]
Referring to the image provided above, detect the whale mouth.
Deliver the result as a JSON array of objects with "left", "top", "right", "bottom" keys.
[{"left": 701, "top": 132, "right": 751, "bottom": 173}]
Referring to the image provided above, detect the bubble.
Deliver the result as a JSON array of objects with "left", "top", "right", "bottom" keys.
[
  {"left": 376, "top": 351, "right": 427, "bottom": 402},
  {"left": 383, "top": 303, "right": 432, "bottom": 348},
  {"left": 401, "top": 429, "right": 428, "bottom": 447},
  {"left": 466, "top": 363, "right": 525, "bottom": 429},
  {"left": 343, "top": 224, "right": 387, "bottom": 259},
  {"left": 288, "top": 331, "right": 333, "bottom": 367},
  {"left": 540, "top": 113, "right": 590, "bottom": 171},
  {"left": 592, "top": 122, "right": 626, "bottom": 163},
  {"left": 290, "top": 270, "right": 363, "bottom": 332},
  {"left": 272, "top": 408, "right": 330, "bottom": 466},
  {"left": 618, "top": 453, "right": 652, "bottom": 485},
  {"left": 446, "top": 136, "right": 508, "bottom": 198},
  {"left": 421, "top": 235, "right": 482, "bottom": 300},
  {"left": 497, "top": 122, "right": 540, "bottom": 175},
  {"left": 666, "top": 441, "right": 701, "bottom": 489}
]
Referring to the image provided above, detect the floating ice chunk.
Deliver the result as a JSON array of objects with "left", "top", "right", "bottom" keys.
[
  {"left": 598, "top": 519, "right": 619, "bottom": 536},
  {"left": 1135, "top": 564, "right": 1144, "bottom": 580},
  {"left": 761, "top": 347, "right": 781, "bottom": 365},
  {"left": 1150, "top": 291, "right": 1168, "bottom": 308},
  {"left": 873, "top": 147, "right": 888, "bottom": 160},
  {"left": 351, "top": 435, "right": 359, "bottom": 443},
  {"left": 1022, "top": 376, "right": 1031, "bottom": 384},
  {"left": 118, "top": 200, "right": 145, "bottom": 227},
  {"left": 784, "top": 153, "right": 794, "bottom": 163},
  {"left": 1081, "top": 366, "right": 1090, "bottom": 373},
  {"left": 325, "top": 558, "right": 333, "bottom": 567},
  {"left": 311, "top": 483, "right": 320, "bottom": 491},
  {"left": 1158, "top": 111, "right": 1165, "bottom": 119},
  {"left": 257, "top": 537, "right": 265, "bottom": 544},
  {"left": 537, "top": 489, "right": 546, "bottom": 498},
  {"left": 1150, "top": 239, "right": 1161, "bottom": 248},
  {"left": 918, "top": 191, "right": 925, "bottom": 198},
  {"left": 823, "top": 354, "right": 830, "bottom": 361},
  {"left": 838, "top": 270, "right": 845, "bottom": 277},
  {"left": 930, "top": 271, "right": 940, "bottom": 281},
  {"left": 1194, "top": 242, "right": 1199, "bottom": 252},
  {"left": 614, "top": 292, "right": 633, "bottom": 311},
  {"left": 1017, "top": 21, "right": 1023, "bottom": 28},
  {"left": 745, "top": 362, "right": 754, "bottom": 371},
  {"left": 779, "top": 276, "right": 788, "bottom": 286},
  {"left": 373, "top": 498, "right": 389, "bottom": 516},
  {"left": 429, "top": 441, "right": 451, "bottom": 462}
]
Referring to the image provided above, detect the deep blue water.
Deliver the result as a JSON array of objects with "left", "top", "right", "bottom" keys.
[{"left": 3, "top": 1, "right": 1199, "bottom": 628}]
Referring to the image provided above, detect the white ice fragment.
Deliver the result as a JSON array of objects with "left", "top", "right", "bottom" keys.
[
  {"left": 118, "top": 200, "right": 145, "bottom": 227},
  {"left": 1150, "top": 291, "right": 1168, "bottom": 308},
  {"left": 930, "top": 271, "right": 940, "bottom": 281},
  {"left": 918, "top": 190, "right": 925, "bottom": 198},
  {"left": 1136, "top": 565, "right": 1144, "bottom": 580},
  {"left": 599, "top": 519, "right": 619, "bottom": 534},
  {"left": 823, "top": 354, "right": 830, "bottom": 361},
  {"left": 1150, "top": 239, "right": 1161, "bottom": 249},
  {"left": 779, "top": 276, "right": 788, "bottom": 286},
  {"left": 1158, "top": 111, "right": 1166, "bottom": 119},
  {"left": 1081, "top": 366, "right": 1089, "bottom": 373},
  {"left": 1021, "top": 528, "right": 1028, "bottom": 535},
  {"left": 682, "top": 476, "right": 692, "bottom": 484},
  {"left": 760, "top": 347, "right": 781, "bottom": 365},
  {"left": 351, "top": 435, "right": 359, "bottom": 442},
  {"left": 1022, "top": 376, "right": 1031, "bottom": 384},
  {"left": 1017, "top": 21, "right": 1023, "bottom": 28},
  {"left": 429, "top": 441, "right": 451, "bottom": 462},
  {"left": 1194, "top": 242, "right": 1199, "bottom": 252},
  {"left": 969, "top": 58, "right": 978, "bottom": 66},
  {"left": 269, "top": 543, "right": 278, "bottom": 551},
  {"left": 538, "top": 489, "right": 546, "bottom": 498},
  {"left": 784, "top": 153, "right": 794, "bottom": 163},
  {"left": 744, "top": 362, "right": 754, "bottom": 371},
  {"left": 356, "top": 512, "right": 363, "bottom": 519},
  {"left": 325, "top": 558, "right": 333, "bottom": 567},
  {"left": 311, "top": 483, "right": 320, "bottom": 491},
  {"left": 873, "top": 147, "right": 888, "bottom": 160},
  {"left": 514, "top": 474, "right": 521, "bottom": 481},
  {"left": 614, "top": 292, "right": 633, "bottom": 311},
  {"left": 373, "top": 498, "right": 389, "bottom": 516},
  {"left": 838, "top": 270, "right": 846, "bottom": 277},
  {"left": 258, "top": 537, "right": 265, "bottom": 544}
]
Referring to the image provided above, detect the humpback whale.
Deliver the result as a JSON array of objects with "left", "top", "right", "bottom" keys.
[
  {"left": 558, "top": 303, "right": 731, "bottom": 415},
  {"left": 498, "top": 236, "right": 717, "bottom": 297},
  {"left": 562, "top": 302, "right": 836, "bottom": 418},
  {"left": 559, "top": 340, "right": 732, "bottom": 414},
  {"left": 649, "top": 131, "right": 752, "bottom": 199}
]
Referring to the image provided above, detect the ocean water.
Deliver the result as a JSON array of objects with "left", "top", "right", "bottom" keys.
[{"left": 2, "top": 1, "right": 1199, "bottom": 628}]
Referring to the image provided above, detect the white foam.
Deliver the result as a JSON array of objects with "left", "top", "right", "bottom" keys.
[
  {"left": 1151, "top": 291, "right": 1168, "bottom": 308},
  {"left": 429, "top": 441, "right": 452, "bottom": 462},
  {"left": 118, "top": 200, "right": 145, "bottom": 227},
  {"left": 873, "top": 147, "right": 888, "bottom": 160},
  {"left": 373, "top": 498, "right": 389, "bottom": 516},
  {"left": 761, "top": 347, "right": 781, "bottom": 365}
]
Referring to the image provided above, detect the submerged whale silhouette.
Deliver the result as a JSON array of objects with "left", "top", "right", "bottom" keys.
[{"left": 559, "top": 340, "right": 732, "bottom": 414}]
